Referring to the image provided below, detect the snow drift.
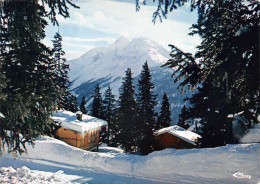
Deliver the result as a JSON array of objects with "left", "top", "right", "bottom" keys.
[
  {"left": 240, "top": 123, "right": 260, "bottom": 144},
  {"left": 1, "top": 135, "right": 259, "bottom": 184},
  {"left": 0, "top": 166, "right": 75, "bottom": 184}
]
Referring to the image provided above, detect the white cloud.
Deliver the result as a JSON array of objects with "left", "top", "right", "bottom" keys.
[
  {"left": 62, "top": 36, "right": 115, "bottom": 43},
  {"left": 63, "top": 42, "right": 93, "bottom": 50},
  {"left": 60, "top": 36, "right": 117, "bottom": 59}
]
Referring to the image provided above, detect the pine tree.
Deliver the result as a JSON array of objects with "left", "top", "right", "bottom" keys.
[
  {"left": 146, "top": 0, "right": 260, "bottom": 146},
  {"left": 62, "top": 92, "right": 76, "bottom": 112},
  {"left": 185, "top": 76, "right": 230, "bottom": 147},
  {"left": 80, "top": 96, "right": 88, "bottom": 114},
  {"left": 90, "top": 83, "right": 104, "bottom": 119},
  {"left": 103, "top": 86, "right": 116, "bottom": 145},
  {"left": 0, "top": 57, "right": 7, "bottom": 103},
  {"left": 71, "top": 94, "right": 79, "bottom": 113},
  {"left": 177, "top": 105, "right": 190, "bottom": 129},
  {"left": 1, "top": 1, "right": 57, "bottom": 154},
  {"left": 157, "top": 93, "right": 171, "bottom": 129},
  {"left": 62, "top": 93, "right": 78, "bottom": 113},
  {"left": 113, "top": 68, "right": 138, "bottom": 152},
  {"left": 136, "top": 61, "right": 157, "bottom": 155},
  {"left": 59, "top": 91, "right": 70, "bottom": 111},
  {"left": 0, "top": 0, "right": 78, "bottom": 154},
  {"left": 52, "top": 31, "right": 70, "bottom": 110}
]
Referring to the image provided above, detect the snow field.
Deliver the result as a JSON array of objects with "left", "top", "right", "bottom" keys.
[{"left": 1, "top": 135, "right": 259, "bottom": 183}]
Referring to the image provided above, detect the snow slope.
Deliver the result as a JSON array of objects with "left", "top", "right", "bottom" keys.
[{"left": 0, "top": 136, "right": 259, "bottom": 184}]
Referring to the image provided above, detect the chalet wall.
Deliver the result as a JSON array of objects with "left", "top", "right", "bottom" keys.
[
  {"left": 56, "top": 127, "right": 99, "bottom": 151},
  {"left": 155, "top": 132, "right": 195, "bottom": 150}
]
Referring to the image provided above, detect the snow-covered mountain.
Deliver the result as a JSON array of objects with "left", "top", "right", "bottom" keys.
[
  {"left": 68, "top": 36, "right": 169, "bottom": 90},
  {"left": 68, "top": 36, "right": 191, "bottom": 122}
]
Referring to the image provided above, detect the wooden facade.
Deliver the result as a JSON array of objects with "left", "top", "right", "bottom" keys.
[
  {"left": 52, "top": 110, "right": 108, "bottom": 151},
  {"left": 154, "top": 125, "right": 201, "bottom": 150},
  {"left": 154, "top": 132, "right": 196, "bottom": 150},
  {"left": 55, "top": 127, "right": 100, "bottom": 151}
]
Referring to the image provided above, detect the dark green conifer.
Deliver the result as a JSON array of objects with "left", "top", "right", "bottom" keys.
[
  {"left": 0, "top": 0, "right": 78, "bottom": 154},
  {"left": 113, "top": 68, "right": 138, "bottom": 152},
  {"left": 177, "top": 105, "right": 190, "bottom": 129},
  {"left": 103, "top": 86, "right": 116, "bottom": 145},
  {"left": 136, "top": 61, "right": 157, "bottom": 155},
  {"left": 157, "top": 93, "right": 171, "bottom": 129},
  {"left": 52, "top": 31, "right": 70, "bottom": 110},
  {"left": 66, "top": 94, "right": 78, "bottom": 113},
  {"left": 90, "top": 83, "right": 104, "bottom": 119},
  {"left": 80, "top": 96, "right": 88, "bottom": 114},
  {"left": 150, "top": 0, "right": 260, "bottom": 147}
]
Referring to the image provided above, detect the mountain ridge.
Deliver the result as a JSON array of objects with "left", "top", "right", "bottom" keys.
[
  {"left": 68, "top": 36, "right": 170, "bottom": 90},
  {"left": 68, "top": 36, "right": 190, "bottom": 122}
]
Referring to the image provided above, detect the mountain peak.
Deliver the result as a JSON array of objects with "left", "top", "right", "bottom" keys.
[
  {"left": 68, "top": 37, "right": 170, "bottom": 90},
  {"left": 111, "top": 36, "right": 130, "bottom": 48}
]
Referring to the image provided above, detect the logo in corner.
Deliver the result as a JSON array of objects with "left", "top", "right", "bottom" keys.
[{"left": 233, "top": 172, "right": 251, "bottom": 180}]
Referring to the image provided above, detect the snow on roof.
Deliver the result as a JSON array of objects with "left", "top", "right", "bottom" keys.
[
  {"left": 155, "top": 125, "right": 202, "bottom": 145},
  {"left": 0, "top": 112, "right": 5, "bottom": 118},
  {"left": 227, "top": 111, "right": 244, "bottom": 118},
  {"left": 52, "top": 110, "right": 107, "bottom": 133}
]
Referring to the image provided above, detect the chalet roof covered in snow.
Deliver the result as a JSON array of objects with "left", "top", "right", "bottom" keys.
[
  {"left": 52, "top": 110, "right": 107, "bottom": 133},
  {"left": 155, "top": 125, "right": 202, "bottom": 145}
]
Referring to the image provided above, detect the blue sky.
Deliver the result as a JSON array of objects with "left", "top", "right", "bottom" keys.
[{"left": 44, "top": 0, "right": 200, "bottom": 60}]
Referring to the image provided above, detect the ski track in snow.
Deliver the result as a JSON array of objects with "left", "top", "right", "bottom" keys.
[{"left": 0, "top": 136, "right": 259, "bottom": 184}]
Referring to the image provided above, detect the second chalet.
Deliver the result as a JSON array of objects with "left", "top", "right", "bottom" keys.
[{"left": 154, "top": 125, "right": 201, "bottom": 150}]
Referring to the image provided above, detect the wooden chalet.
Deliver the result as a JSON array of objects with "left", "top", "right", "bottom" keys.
[
  {"left": 154, "top": 125, "right": 201, "bottom": 150},
  {"left": 52, "top": 110, "right": 108, "bottom": 151}
]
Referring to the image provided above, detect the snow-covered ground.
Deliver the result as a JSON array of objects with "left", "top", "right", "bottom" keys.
[
  {"left": 0, "top": 130, "right": 259, "bottom": 184},
  {"left": 240, "top": 123, "right": 260, "bottom": 144}
]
